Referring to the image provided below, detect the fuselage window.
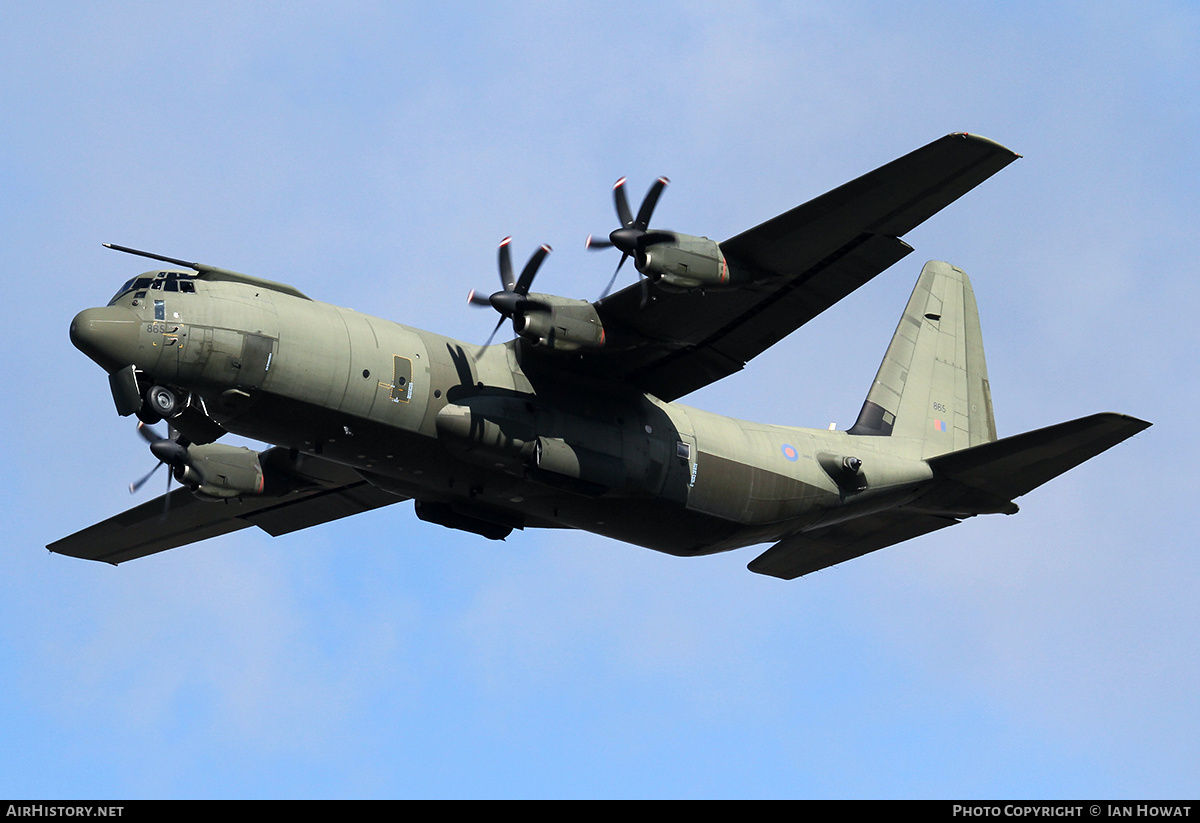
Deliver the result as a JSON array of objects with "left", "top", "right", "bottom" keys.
[
  {"left": 108, "top": 272, "right": 195, "bottom": 305},
  {"left": 108, "top": 276, "right": 155, "bottom": 305}
]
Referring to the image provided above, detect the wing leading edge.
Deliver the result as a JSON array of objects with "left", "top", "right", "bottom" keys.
[
  {"left": 48, "top": 449, "right": 407, "bottom": 564},
  {"left": 587, "top": 133, "right": 1020, "bottom": 401}
]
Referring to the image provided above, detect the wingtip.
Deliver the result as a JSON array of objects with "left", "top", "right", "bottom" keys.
[
  {"left": 951, "top": 132, "right": 1020, "bottom": 159},
  {"left": 1111, "top": 413, "right": 1153, "bottom": 432}
]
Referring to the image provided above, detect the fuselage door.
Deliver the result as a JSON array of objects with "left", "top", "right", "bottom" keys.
[
  {"left": 239, "top": 333, "right": 276, "bottom": 390},
  {"left": 391, "top": 355, "right": 413, "bottom": 403}
]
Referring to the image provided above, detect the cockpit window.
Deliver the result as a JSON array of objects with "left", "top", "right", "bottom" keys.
[{"left": 108, "top": 271, "right": 197, "bottom": 304}]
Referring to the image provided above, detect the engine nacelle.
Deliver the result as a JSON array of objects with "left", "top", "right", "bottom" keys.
[
  {"left": 638, "top": 234, "right": 731, "bottom": 289},
  {"left": 175, "top": 443, "right": 266, "bottom": 500},
  {"left": 515, "top": 295, "right": 605, "bottom": 351}
]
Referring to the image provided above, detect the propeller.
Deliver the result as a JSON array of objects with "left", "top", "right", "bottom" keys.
[
  {"left": 467, "top": 237, "right": 551, "bottom": 349},
  {"left": 129, "top": 422, "right": 191, "bottom": 513},
  {"left": 586, "top": 176, "right": 674, "bottom": 300}
]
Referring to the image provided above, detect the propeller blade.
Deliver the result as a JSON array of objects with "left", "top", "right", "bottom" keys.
[
  {"left": 136, "top": 421, "right": 165, "bottom": 445},
  {"left": 634, "top": 177, "right": 669, "bottom": 229},
  {"left": 600, "top": 259, "right": 628, "bottom": 301},
  {"left": 498, "top": 236, "right": 515, "bottom": 292},
  {"left": 613, "top": 177, "right": 633, "bottom": 228},
  {"left": 585, "top": 234, "right": 613, "bottom": 251},
  {"left": 480, "top": 314, "right": 506, "bottom": 350},
  {"left": 161, "top": 467, "right": 173, "bottom": 520},
  {"left": 129, "top": 461, "right": 163, "bottom": 494},
  {"left": 514, "top": 244, "right": 550, "bottom": 295},
  {"left": 467, "top": 289, "right": 491, "bottom": 307}
]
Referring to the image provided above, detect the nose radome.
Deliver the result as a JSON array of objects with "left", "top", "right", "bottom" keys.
[{"left": 70, "top": 306, "right": 140, "bottom": 373}]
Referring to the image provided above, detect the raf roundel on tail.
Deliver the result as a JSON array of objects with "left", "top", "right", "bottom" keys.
[{"left": 52, "top": 133, "right": 1150, "bottom": 578}]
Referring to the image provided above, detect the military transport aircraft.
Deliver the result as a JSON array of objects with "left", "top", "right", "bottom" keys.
[{"left": 50, "top": 133, "right": 1150, "bottom": 579}]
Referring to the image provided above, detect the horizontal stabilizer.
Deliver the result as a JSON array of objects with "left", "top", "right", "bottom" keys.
[
  {"left": 748, "top": 512, "right": 960, "bottom": 580},
  {"left": 749, "top": 412, "right": 1149, "bottom": 580},
  {"left": 921, "top": 412, "right": 1151, "bottom": 515}
]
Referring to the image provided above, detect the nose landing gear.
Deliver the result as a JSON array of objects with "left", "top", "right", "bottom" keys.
[{"left": 145, "top": 385, "right": 180, "bottom": 419}]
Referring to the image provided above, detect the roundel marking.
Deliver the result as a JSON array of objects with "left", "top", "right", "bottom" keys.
[{"left": 781, "top": 443, "right": 799, "bottom": 462}]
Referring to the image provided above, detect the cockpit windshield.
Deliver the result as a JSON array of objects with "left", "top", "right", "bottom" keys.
[{"left": 108, "top": 270, "right": 197, "bottom": 305}]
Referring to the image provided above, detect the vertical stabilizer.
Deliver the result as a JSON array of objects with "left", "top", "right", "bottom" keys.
[{"left": 848, "top": 261, "right": 996, "bottom": 458}]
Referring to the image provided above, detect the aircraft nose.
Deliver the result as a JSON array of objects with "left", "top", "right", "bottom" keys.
[{"left": 70, "top": 306, "right": 141, "bottom": 373}]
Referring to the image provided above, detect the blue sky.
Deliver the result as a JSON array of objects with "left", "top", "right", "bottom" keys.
[{"left": 2, "top": 1, "right": 1197, "bottom": 799}]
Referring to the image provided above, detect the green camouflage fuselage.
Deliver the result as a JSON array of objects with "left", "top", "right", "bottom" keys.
[{"left": 98, "top": 269, "right": 934, "bottom": 556}]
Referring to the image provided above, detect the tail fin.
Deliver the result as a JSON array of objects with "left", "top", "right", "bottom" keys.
[{"left": 848, "top": 260, "right": 996, "bottom": 458}]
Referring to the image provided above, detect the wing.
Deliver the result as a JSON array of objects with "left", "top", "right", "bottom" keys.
[
  {"left": 583, "top": 133, "right": 1019, "bottom": 401},
  {"left": 48, "top": 449, "right": 407, "bottom": 564}
]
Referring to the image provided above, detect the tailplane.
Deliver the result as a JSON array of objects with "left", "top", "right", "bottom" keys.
[
  {"left": 750, "top": 412, "right": 1149, "bottom": 580},
  {"left": 849, "top": 260, "right": 995, "bottom": 458},
  {"left": 920, "top": 412, "right": 1151, "bottom": 516}
]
